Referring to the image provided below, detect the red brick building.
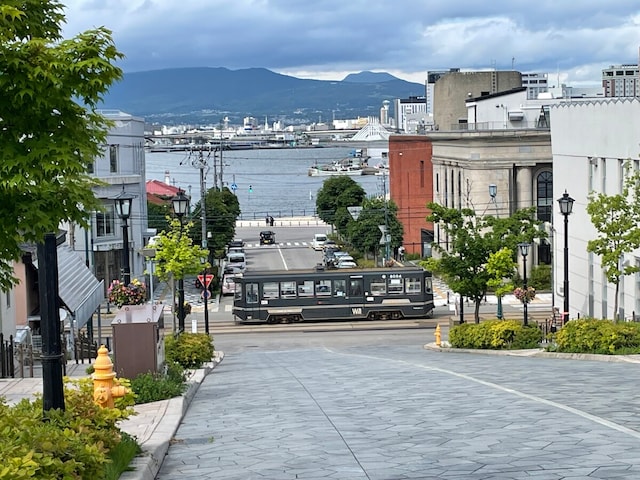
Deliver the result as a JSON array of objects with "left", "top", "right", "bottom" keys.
[{"left": 388, "top": 135, "right": 434, "bottom": 256}]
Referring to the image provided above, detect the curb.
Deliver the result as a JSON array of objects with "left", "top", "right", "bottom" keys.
[
  {"left": 120, "top": 351, "right": 224, "bottom": 480},
  {"left": 422, "top": 343, "right": 640, "bottom": 363}
]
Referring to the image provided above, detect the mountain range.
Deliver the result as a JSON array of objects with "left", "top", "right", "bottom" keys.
[{"left": 100, "top": 67, "right": 425, "bottom": 125}]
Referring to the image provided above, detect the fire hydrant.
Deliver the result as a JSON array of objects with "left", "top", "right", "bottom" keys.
[
  {"left": 92, "top": 345, "right": 129, "bottom": 408},
  {"left": 434, "top": 324, "right": 442, "bottom": 347}
]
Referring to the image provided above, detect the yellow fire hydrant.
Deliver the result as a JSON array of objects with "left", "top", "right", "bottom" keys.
[
  {"left": 92, "top": 345, "right": 129, "bottom": 408},
  {"left": 434, "top": 324, "right": 441, "bottom": 347}
]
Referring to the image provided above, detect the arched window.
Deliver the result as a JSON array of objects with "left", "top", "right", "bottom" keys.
[{"left": 536, "top": 171, "right": 553, "bottom": 222}]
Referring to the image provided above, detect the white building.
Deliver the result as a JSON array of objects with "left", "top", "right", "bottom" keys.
[
  {"left": 602, "top": 64, "right": 639, "bottom": 98},
  {"left": 393, "top": 96, "right": 429, "bottom": 134},
  {"left": 550, "top": 98, "right": 640, "bottom": 321},
  {"left": 521, "top": 72, "right": 549, "bottom": 100}
]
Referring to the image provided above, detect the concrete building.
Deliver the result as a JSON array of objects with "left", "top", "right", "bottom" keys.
[
  {"left": 550, "top": 98, "right": 640, "bottom": 321},
  {"left": 602, "top": 64, "right": 639, "bottom": 98},
  {"left": 433, "top": 70, "right": 523, "bottom": 131},
  {"left": 393, "top": 96, "right": 429, "bottom": 134},
  {"left": 521, "top": 72, "right": 549, "bottom": 100}
]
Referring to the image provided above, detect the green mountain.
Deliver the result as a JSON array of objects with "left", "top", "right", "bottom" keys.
[{"left": 100, "top": 67, "right": 424, "bottom": 125}]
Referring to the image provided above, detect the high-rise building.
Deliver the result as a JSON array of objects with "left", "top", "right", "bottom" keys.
[
  {"left": 521, "top": 72, "right": 549, "bottom": 99},
  {"left": 602, "top": 64, "right": 639, "bottom": 97}
]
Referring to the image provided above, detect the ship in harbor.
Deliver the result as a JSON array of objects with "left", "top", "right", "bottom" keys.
[{"left": 308, "top": 149, "right": 380, "bottom": 176}]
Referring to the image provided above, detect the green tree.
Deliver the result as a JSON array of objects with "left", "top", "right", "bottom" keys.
[
  {"left": 486, "top": 247, "right": 517, "bottom": 320},
  {"left": 316, "top": 176, "right": 366, "bottom": 233},
  {"left": 423, "top": 203, "right": 543, "bottom": 323},
  {"left": 190, "top": 187, "right": 241, "bottom": 257},
  {"left": 0, "top": 0, "right": 123, "bottom": 290},
  {"left": 147, "top": 201, "right": 172, "bottom": 234},
  {"left": 347, "top": 197, "right": 403, "bottom": 259},
  {"left": 586, "top": 162, "right": 640, "bottom": 320}
]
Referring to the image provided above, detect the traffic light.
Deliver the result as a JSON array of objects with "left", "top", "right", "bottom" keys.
[{"left": 249, "top": 185, "right": 253, "bottom": 193}]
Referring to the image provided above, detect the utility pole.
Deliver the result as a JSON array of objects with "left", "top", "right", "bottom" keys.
[
  {"left": 219, "top": 121, "right": 224, "bottom": 190},
  {"left": 193, "top": 149, "right": 210, "bottom": 333},
  {"left": 382, "top": 171, "right": 390, "bottom": 262}
]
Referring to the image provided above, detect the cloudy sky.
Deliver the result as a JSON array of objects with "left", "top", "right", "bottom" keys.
[{"left": 61, "top": 0, "right": 640, "bottom": 86}]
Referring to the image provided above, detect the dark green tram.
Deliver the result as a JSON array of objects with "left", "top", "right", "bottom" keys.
[{"left": 232, "top": 266, "right": 434, "bottom": 324}]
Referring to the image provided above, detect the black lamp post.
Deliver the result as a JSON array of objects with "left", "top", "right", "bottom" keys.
[
  {"left": 172, "top": 189, "right": 190, "bottom": 333},
  {"left": 489, "top": 184, "right": 503, "bottom": 320},
  {"left": 112, "top": 187, "right": 136, "bottom": 285},
  {"left": 518, "top": 242, "right": 530, "bottom": 326},
  {"left": 557, "top": 191, "right": 575, "bottom": 325}
]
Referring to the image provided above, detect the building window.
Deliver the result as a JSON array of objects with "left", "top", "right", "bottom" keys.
[
  {"left": 87, "top": 160, "right": 94, "bottom": 174},
  {"left": 536, "top": 171, "right": 553, "bottom": 222},
  {"left": 6, "top": 291, "right": 10, "bottom": 308},
  {"left": 601, "top": 158, "right": 606, "bottom": 193},
  {"left": 618, "top": 159, "right": 625, "bottom": 193},
  {"left": 96, "top": 205, "right": 115, "bottom": 237},
  {"left": 457, "top": 171, "right": 462, "bottom": 209},
  {"left": 450, "top": 169, "right": 455, "bottom": 209},
  {"left": 420, "top": 161, "right": 424, "bottom": 188},
  {"left": 109, "top": 144, "right": 119, "bottom": 173},
  {"left": 435, "top": 172, "right": 439, "bottom": 193}
]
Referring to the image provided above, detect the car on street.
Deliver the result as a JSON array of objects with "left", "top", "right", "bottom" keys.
[
  {"left": 260, "top": 230, "right": 276, "bottom": 245},
  {"left": 225, "top": 251, "right": 246, "bottom": 274},
  {"left": 312, "top": 233, "right": 328, "bottom": 250},
  {"left": 221, "top": 274, "right": 239, "bottom": 295},
  {"left": 336, "top": 260, "right": 357, "bottom": 269},
  {"left": 227, "top": 239, "right": 244, "bottom": 250}
]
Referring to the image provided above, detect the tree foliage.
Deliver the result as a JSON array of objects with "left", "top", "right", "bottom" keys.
[
  {"left": 0, "top": 0, "right": 123, "bottom": 290},
  {"left": 153, "top": 219, "right": 209, "bottom": 282},
  {"left": 586, "top": 162, "right": 640, "bottom": 320},
  {"left": 347, "top": 197, "right": 403, "bottom": 257},
  {"left": 190, "top": 187, "right": 241, "bottom": 257},
  {"left": 486, "top": 247, "right": 517, "bottom": 298},
  {"left": 422, "top": 203, "right": 543, "bottom": 322},
  {"left": 315, "top": 176, "right": 366, "bottom": 232}
]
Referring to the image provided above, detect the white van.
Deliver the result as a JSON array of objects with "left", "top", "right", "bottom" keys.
[
  {"left": 312, "top": 233, "right": 327, "bottom": 251},
  {"left": 225, "top": 251, "right": 246, "bottom": 274}
]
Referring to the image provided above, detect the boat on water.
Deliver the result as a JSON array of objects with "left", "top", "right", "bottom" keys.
[{"left": 308, "top": 149, "right": 370, "bottom": 176}]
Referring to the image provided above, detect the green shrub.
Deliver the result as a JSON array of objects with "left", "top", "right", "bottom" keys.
[
  {"left": 131, "top": 361, "right": 187, "bottom": 403},
  {"left": 165, "top": 332, "right": 214, "bottom": 369},
  {"left": 554, "top": 318, "right": 640, "bottom": 354},
  {"left": 0, "top": 377, "right": 135, "bottom": 479},
  {"left": 529, "top": 264, "right": 551, "bottom": 290},
  {"left": 449, "top": 320, "right": 542, "bottom": 350}
]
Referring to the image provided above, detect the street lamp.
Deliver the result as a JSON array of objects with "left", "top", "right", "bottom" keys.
[
  {"left": 518, "top": 242, "right": 530, "bottom": 326},
  {"left": 172, "top": 189, "right": 190, "bottom": 333},
  {"left": 112, "top": 187, "right": 136, "bottom": 285},
  {"left": 557, "top": 190, "right": 574, "bottom": 325}
]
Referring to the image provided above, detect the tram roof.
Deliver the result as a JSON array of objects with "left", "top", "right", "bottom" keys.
[{"left": 237, "top": 265, "right": 429, "bottom": 280}]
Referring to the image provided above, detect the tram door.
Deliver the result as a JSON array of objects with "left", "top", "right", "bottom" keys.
[{"left": 347, "top": 276, "right": 365, "bottom": 318}]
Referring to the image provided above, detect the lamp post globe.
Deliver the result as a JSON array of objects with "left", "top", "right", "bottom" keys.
[
  {"left": 557, "top": 191, "right": 574, "bottom": 324},
  {"left": 172, "top": 189, "right": 190, "bottom": 333},
  {"left": 112, "top": 187, "right": 137, "bottom": 285}
]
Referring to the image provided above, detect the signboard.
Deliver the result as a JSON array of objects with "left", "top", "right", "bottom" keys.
[
  {"left": 347, "top": 206, "right": 363, "bottom": 220},
  {"left": 230, "top": 183, "right": 238, "bottom": 191},
  {"left": 197, "top": 274, "right": 214, "bottom": 288}
]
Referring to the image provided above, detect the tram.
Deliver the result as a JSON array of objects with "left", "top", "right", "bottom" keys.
[{"left": 232, "top": 266, "right": 434, "bottom": 324}]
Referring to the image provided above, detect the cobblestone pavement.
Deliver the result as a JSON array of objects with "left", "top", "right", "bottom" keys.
[{"left": 157, "top": 346, "right": 640, "bottom": 480}]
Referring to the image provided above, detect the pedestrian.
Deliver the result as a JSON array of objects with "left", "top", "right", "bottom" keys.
[
  {"left": 265, "top": 215, "right": 269, "bottom": 226},
  {"left": 269, "top": 216, "right": 274, "bottom": 227},
  {"left": 398, "top": 245, "right": 405, "bottom": 261}
]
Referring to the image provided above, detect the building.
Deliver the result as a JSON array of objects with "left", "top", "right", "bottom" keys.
[
  {"left": 433, "top": 70, "right": 523, "bottom": 131},
  {"left": 602, "top": 64, "right": 639, "bottom": 98},
  {"left": 521, "top": 72, "right": 549, "bottom": 100},
  {"left": 393, "top": 96, "right": 428, "bottom": 134},
  {"left": 550, "top": 98, "right": 640, "bottom": 321},
  {"left": 63, "top": 110, "right": 153, "bottom": 294}
]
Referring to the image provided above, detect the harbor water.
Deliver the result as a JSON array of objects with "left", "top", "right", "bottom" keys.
[{"left": 145, "top": 144, "right": 389, "bottom": 219}]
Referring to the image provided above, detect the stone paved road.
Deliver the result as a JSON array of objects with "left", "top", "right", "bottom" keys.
[{"left": 157, "top": 345, "right": 640, "bottom": 480}]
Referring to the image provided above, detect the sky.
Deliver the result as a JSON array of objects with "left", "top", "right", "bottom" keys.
[{"left": 60, "top": 0, "right": 640, "bottom": 86}]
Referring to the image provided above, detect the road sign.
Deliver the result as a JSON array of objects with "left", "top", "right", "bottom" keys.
[
  {"left": 347, "top": 206, "right": 363, "bottom": 220},
  {"left": 201, "top": 290, "right": 211, "bottom": 300},
  {"left": 197, "top": 274, "right": 214, "bottom": 288},
  {"left": 230, "top": 182, "right": 237, "bottom": 191}
]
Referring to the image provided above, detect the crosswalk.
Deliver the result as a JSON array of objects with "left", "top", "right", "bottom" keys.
[{"left": 243, "top": 241, "right": 315, "bottom": 249}]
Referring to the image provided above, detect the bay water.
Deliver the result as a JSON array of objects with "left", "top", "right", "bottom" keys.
[{"left": 145, "top": 143, "right": 388, "bottom": 219}]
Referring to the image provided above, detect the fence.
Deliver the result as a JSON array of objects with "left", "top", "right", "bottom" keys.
[{"left": 0, "top": 333, "right": 14, "bottom": 378}]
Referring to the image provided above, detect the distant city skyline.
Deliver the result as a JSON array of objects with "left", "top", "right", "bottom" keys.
[{"left": 61, "top": 1, "right": 639, "bottom": 86}]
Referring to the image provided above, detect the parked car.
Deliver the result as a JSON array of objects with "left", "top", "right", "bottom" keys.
[
  {"left": 221, "top": 274, "right": 239, "bottom": 295},
  {"left": 336, "top": 260, "right": 357, "bottom": 269},
  {"left": 312, "top": 233, "right": 328, "bottom": 251},
  {"left": 225, "top": 251, "right": 246, "bottom": 274},
  {"left": 335, "top": 255, "right": 355, "bottom": 267},
  {"left": 227, "top": 239, "right": 244, "bottom": 249},
  {"left": 260, "top": 230, "right": 276, "bottom": 245}
]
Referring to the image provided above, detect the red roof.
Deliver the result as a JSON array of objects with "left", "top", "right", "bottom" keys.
[{"left": 146, "top": 179, "right": 181, "bottom": 197}]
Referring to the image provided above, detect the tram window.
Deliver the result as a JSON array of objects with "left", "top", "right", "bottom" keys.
[
  {"left": 405, "top": 277, "right": 422, "bottom": 294},
  {"left": 388, "top": 278, "right": 403, "bottom": 294},
  {"left": 348, "top": 278, "right": 363, "bottom": 296},
  {"left": 246, "top": 283, "right": 259, "bottom": 304},
  {"left": 315, "top": 280, "right": 331, "bottom": 296},
  {"left": 263, "top": 282, "right": 279, "bottom": 299},
  {"left": 370, "top": 277, "right": 386, "bottom": 296},
  {"left": 280, "top": 281, "right": 296, "bottom": 297},
  {"left": 298, "top": 280, "right": 314, "bottom": 296},
  {"left": 333, "top": 279, "right": 346, "bottom": 297},
  {"left": 425, "top": 278, "right": 433, "bottom": 294}
]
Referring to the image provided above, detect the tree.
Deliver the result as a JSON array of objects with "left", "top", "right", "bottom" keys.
[
  {"left": 0, "top": 1, "right": 123, "bottom": 290},
  {"left": 153, "top": 219, "right": 209, "bottom": 283},
  {"left": 190, "top": 187, "right": 241, "bottom": 258},
  {"left": 423, "top": 203, "right": 543, "bottom": 323},
  {"left": 347, "top": 197, "right": 403, "bottom": 259},
  {"left": 147, "top": 202, "right": 172, "bottom": 234},
  {"left": 486, "top": 247, "right": 517, "bottom": 320},
  {"left": 586, "top": 162, "right": 640, "bottom": 320},
  {"left": 316, "top": 176, "right": 366, "bottom": 234}
]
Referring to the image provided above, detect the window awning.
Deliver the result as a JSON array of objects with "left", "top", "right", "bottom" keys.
[{"left": 35, "top": 247, "right": 104, "bottom": 330}]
